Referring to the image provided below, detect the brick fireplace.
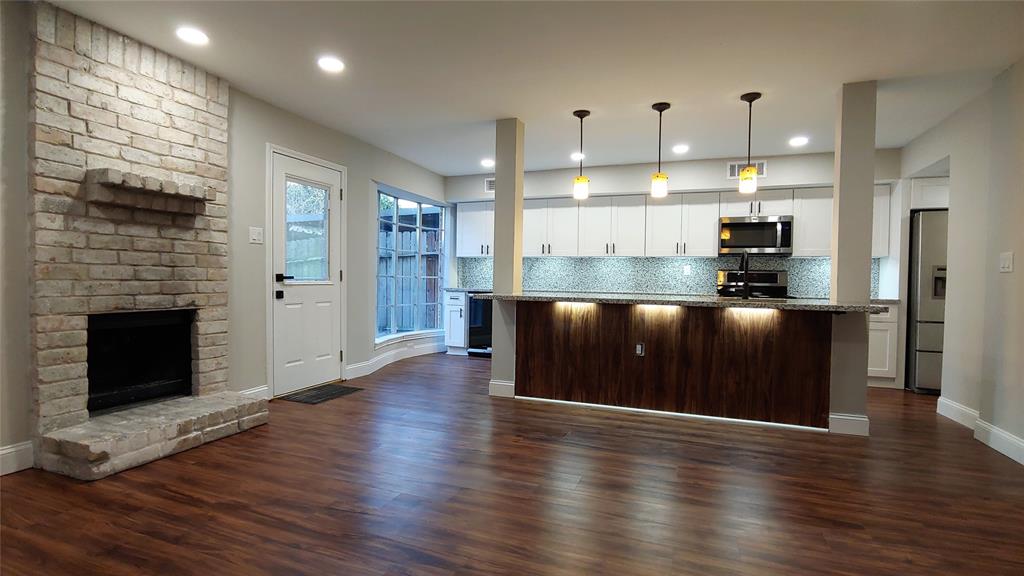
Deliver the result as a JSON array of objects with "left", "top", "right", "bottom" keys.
[{"left": 28, "top": 4, "right": 266, "bottom": 480}]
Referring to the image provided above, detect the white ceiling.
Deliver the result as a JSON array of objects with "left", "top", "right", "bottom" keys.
[{"left": 60, "top": 1, "right": 1024, "bottom": 176}]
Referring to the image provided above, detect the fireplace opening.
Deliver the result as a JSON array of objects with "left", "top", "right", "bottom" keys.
[{"left": 87, "top": 309, "right": 195, "bottom": 413}]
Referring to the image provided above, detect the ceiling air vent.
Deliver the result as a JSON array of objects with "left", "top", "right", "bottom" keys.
[
  {"left": 726, "top": 160, "right": 767, "bottom": 179},
  {"left": 483, "top": 177, "right": 496, "bottom": 193}
]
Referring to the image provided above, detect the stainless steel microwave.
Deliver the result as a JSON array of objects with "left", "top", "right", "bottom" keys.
[{"left": 718, "top": 216, "right": 793, "bottom": 255}]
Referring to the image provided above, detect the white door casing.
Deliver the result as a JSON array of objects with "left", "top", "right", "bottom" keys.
[{"left": 271, "top": 151, "right": 344, "bottom": 396}]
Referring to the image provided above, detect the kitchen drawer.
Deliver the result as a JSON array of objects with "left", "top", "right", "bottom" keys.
[
  {"left": 445, "top": 292, "right": 467, "bottom": 306},
  {"left": 870, "top": 304, "right": 898, "bottom": 323}
]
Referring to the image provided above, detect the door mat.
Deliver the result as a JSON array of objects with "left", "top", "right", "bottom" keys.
[{"left": 278, "top": 383, "right": 362, "bottom": 404}]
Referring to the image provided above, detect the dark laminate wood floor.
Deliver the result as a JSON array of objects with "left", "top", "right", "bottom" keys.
[{"left": 3, "top": 354, "right": 1023, "bottom": 575}]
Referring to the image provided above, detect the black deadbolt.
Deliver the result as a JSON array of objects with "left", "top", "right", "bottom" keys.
[{"left": 275, "top": 290, "right": 284, "bottom": 300}]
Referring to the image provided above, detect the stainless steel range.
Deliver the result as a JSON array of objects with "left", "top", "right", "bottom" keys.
[{"left": 716, "top": 269, "right": 789, "bottom": 299}]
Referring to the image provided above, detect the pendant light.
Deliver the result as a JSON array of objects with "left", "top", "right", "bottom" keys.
[
  {"left": 738, "top": 92, "right": 762, "bottom": 195},
  {"left": 572, "top": 110, "right": 591, "bottom": 200},
  {"left": 650, "top": 102, "right": 670, "bottom": 198}
]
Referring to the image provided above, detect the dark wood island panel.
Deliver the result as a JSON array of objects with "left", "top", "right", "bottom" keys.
[{"left": 515, "top": 301, "right": 832, "bottom": 427}]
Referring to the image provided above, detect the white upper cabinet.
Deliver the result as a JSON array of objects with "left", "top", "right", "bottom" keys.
[
  {"left": 578, "top": 196, "right": 647, "bottom": 256},
  {"left": 720, "top": 192, "right": 755, "bottom": 217},
  {"left": 578, "top": 197, "right": 613, "bottom": 256},
  {"left": 525, "top": 197, "right": 580, "bottom": 256},
  {"left": 611, "top": 196, "right": 647, "bottom": 256},
  {"left": 872, "top": 184, "right": 891, "bottom": 258},
  {"left": 755, "top": 189, "right": 794, "bottom": 216},
  {"left": 645, "top": 194, "right": 684, "bottom": 256},
  {"left": 522, "top": 199, "right": 548, "bottom": 256},
  {"left": 455, "top": 201, "right": 494, "bottom": 257},
  {"left": 720, "top": 190, "right": 793, "bottom": 217},
  {"left": 792, "top": 187, "right": 833, "bottom": 257},
  {"left": 681, "top": 192, "right": 720, "bottom": 256}
]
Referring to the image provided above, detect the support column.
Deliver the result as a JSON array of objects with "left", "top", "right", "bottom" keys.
[
  {"left": 828, "top": 81, "right": 876, "bottom": 435},
  {"left": 489, "top": 118, "right": 524, "bottom": 397}
]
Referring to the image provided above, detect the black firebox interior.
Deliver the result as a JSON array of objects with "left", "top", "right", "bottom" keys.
[{"left": 87, "top": 309, "right": 194, "bottom": 412}]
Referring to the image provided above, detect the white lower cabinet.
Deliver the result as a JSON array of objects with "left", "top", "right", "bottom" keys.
[
  {"left": 868, "top": 304, "right": 899, "bottom": 379},
  {"left": 444, "top": 292, "right": 467, "bottom": 351}
]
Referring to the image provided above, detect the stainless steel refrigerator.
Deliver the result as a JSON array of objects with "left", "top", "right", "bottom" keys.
[{"left": 908, "top": 210, "right": 948, "bottom": 393}]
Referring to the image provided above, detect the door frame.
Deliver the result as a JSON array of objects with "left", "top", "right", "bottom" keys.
[{"left": 264, "top": 143, "right": 348, "bottom": 397}]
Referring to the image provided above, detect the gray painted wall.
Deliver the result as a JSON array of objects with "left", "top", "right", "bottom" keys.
[
  {"left": 1, "top": 1, "right": 32, "bottom": 449},
  {"left": 901, "top": 59, "right": 1024, "bottom": 443},
  {"left": 228, "top": 90, "right": 444, "bottom": 394}
]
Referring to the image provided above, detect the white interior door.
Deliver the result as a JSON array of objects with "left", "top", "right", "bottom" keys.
[{"left": 272, "top": 153, "right": 343, "bottom": 396}]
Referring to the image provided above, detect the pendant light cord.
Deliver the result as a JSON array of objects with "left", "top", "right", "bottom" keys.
[
  {"left": 579, "top": 116, "right": 584, "bottom": 177},
  {"left": 657, "top": 110, "right": 663, "bottom": 172},
  {"left": 746, "top": 101, "right": 752, "bottom": 167}
]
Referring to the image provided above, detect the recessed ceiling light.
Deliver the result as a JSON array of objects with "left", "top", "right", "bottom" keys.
[
  {"left": 175, "top": 26, "right": 209, "bottom": 46},
  {"left": 317, "top": 55, "right": 345, "bottom": 74},
  {"left": 480, "top": 158, "right": 495, "bottom": 168},
  {"left": 789, "top": 135, "right": 809, "bottom": 147},
  {"left": 570, "top": 151, "right": 585, "bottom": 162},
  {"left": 671, "top": 143, "right": 689, "bottom": 155}
]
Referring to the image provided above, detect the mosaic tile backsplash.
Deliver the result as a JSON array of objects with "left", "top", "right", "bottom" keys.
[{"left": 458, "top": 257, "right": 881, "bottom": 299}]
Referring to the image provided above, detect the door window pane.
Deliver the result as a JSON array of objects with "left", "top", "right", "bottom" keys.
[
  {"left": 422, "top": 229, "right": 442, "bottom": 253},
  {"left": 285, "top": 179, "right": 329, "bottom": 281},
  {"left": 397, "top": 225, "right": 418, "bottom": 253},
  {"left": 398, "top": 199, "right": 418, "bottom": 226},
  {"left": 421, "top": 204, "right": 442, "bottom": 229}
]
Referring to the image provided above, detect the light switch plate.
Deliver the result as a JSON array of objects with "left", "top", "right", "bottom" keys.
[
  {"left": 999, "top": 251, "right": 1014, "bottom": 273},
  {"left": 249, "top": 226, "right": 264, "bottom": 244}
]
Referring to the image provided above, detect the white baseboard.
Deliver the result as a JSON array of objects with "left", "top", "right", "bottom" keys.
[
  {"left": 974, "top": 419, "right": 1024, "bottom": 466},
  {"left": 488, "top": 379, "right": 515, "bottom": 397},
  {"left": 936, "top": 396, "right": 979, "bottom": 430},
  {"left": 345, "top": 337, "right": 445, "bottom": 380},
  {"left": 867, "top": 377, "right": 902, "bottom": 389},
  {"left": 1, "top": 441, "right": 34, "bottom": 475},
  {"left": 239, "top": 385, "right": 270, "bottom": 398},
  {"left": 829, "top": 413, "right": 870, "bottom": 436}
]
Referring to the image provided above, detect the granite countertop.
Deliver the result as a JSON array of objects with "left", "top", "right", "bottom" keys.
[
  {"left": 444, "top": 287, "right": 491, "bottom": 293},
  {"left": 871, "top": 298, "right": 900, "bottom": 305},
  {"left": 472, "top": 291, "right": 887, "bottom": 313}
]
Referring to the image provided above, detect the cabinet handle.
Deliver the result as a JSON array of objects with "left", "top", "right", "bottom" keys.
[
  {"left": 683, "top": 241, "right": 687, "bottom": 254},
  {"left": 548, "top": 243, "right": 551, "bottom": 253},
  {"left": 749, "top": 201, "right": 753, "bottom": 215},
  {"left": 612, "top": 243, "right": 616, "bottom": 254},
  {"left": 486, "top": 244, "right": 490, "bottom": 255},
  {"left": 459, "top": 308, "right": 463, "bottom": 318},
  {"left": 480, "top": 244, "right": 484, "bottom": 254},
  {"left": 541, "top": 244, "right": 545, "bottom": 254},
  {"left": 676, "top": 241, "right": 679, "bottom": 254},
  {"left": 605, "top": 243, "right": 609, "bottom": 254},
  {"left": 758, "top": 201, "right": 762, "bottom": 214}
]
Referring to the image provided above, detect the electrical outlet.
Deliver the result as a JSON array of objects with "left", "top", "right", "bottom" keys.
[
  {"left": 248, "top": 226, "right": 264, "bottom": 244},
  {"left": 635, "top": 343, "right": 645, "bottom": 356},
  {"left": 999, "top": 251, "right": 1014, "bottom": 273},
  {"left": 683, "top": 264, "right": 692, "bottom": 276}
]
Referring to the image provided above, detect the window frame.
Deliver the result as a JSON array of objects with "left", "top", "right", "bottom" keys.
[{"left": 376, "top": 191, "right": 446, "bottom": 341}]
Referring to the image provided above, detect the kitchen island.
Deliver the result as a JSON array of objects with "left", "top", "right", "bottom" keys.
[{"left": 474, "top": 292, "right": 884, "bottom": 430}]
